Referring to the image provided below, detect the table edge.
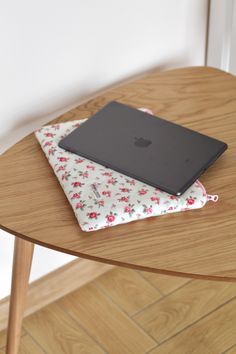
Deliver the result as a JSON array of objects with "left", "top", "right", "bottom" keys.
[{"left": 1, "top": 223, "right": 236, "bottom": 283}]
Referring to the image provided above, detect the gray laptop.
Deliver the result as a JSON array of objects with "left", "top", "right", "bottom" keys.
[{"left": 59, "top": 101, "right": 227, "bottom": 196}]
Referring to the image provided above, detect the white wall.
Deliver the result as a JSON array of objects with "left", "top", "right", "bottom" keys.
[
  {"left": 207, "top": 0, "right": 236, "bottom": 74},
  {"left": 0, "top": 0, "right": 208, "bottom": 299}
]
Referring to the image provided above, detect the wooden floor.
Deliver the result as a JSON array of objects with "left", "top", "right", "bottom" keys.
[{"left": 1, "top": 268, "right": 236, "bottom": 354}]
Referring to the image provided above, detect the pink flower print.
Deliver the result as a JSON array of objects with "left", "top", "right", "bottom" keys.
[
  {"left": 102, "top": 191, "right": 111, "bottom": 197},
  {"left": 107, "top": 215, "right": 115, "bottom": 222},
  {"left": 57, "top": 157, "right": 69, "bottom": 162},
  {"left": 52, "top": 124, "right": 60, "bottom": 130},
  {"left": 126, "top": 179, "right": 136, "bottom": 186},
  {"left": 146, "top": 208, "right": 152, "bottom": 214},
  {"left": 168, "top": 206, "right": 174, "bottom": 211},
  {"left": 71, "top": 193, "right": 81, "bottom": 199},
  {"left": 118, "top": 196, "right": 129, "bottom": 202},
  {"left": 102, "top": 172, "right": 113, "bottom": 177},
  {"left": 56, "top": 165, "right": 66, "bottom": 173},
  {"left": 106, "top": 212, "right": 117, "bottom": 223},
  {"left": 87, "top": 212, "right": 100, "bottom": 219},
  {"left": 75, "top": 158, "right": 84, "bottom": 164},
  {"left": 61, "top": 171, "right": 71, "bottom": 181},
  {"left": 72, "top": 181, "right": 84, "bottom": 187},
  {"left": 107, "top": 177, "right": 117, "bottom": 185},
  {"left": 124, "top": 206, "right": 131, "bottom": 213},
  {"left": 139, "top": 189, "right": 148, "bottom": 196},
  {"left": 76, "top": 201, "right": 86, "bottom": 210},
  {"left": 72, "top": 123, "right": 80, "bottom": 128},
  {"left": 79, "top": 171, "right": 89, "bottom": 179},
  {"left": 43, "top": 141, "right": 52, "bottom": 147},
  {"left": 143, "top": 205, "right": 153, "bottom": 214},
  {"left": 120, "top": 188, "right": 131, "bottom": 193},
  {"left": 44, "top": 132, "right": 55, "bottom": 138},
  {"left": 150, "top": 197, "right": 160, "bottom": 204},
  {"left": 169, "top": 195, "right": 178, "bottom": 200},
  {"left": 48, "top": 147, "right": 57, "bottom": 155},
  {"left": 94, "top": 199, "right": 105, "bottom": 208},
  {"left": 86, "top": 165, "right": 95, "bottom": 171},
  {"left": 76, "top": 202, "right": 83, "bottom": 209},
  {"left": 124, "top": 204, "right": 135, "bottom": 216},
  {"left": 186, "top": 196, "right": 196, "bottom": 205}
]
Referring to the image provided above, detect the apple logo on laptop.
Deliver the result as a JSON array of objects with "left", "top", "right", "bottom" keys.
[{"left": 134, "top": 137, "right": 152, "bottom": 147}]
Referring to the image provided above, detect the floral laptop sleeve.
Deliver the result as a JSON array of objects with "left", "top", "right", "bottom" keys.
[{"left": 35, "top": 112, "right": 218, "bottom": 232}]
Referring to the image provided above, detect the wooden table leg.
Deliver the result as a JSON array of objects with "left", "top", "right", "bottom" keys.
[{"left": 6, "top": 237, "right": 34, "bottom": 354}]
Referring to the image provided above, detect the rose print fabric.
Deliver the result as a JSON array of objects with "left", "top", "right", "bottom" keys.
[{"left": 35, "top": 116, "right": 218, "bottom": 232}]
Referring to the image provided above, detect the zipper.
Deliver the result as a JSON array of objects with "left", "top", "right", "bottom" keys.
[{"left": 196, "top": 179, "right": 218, "bottom": 202}]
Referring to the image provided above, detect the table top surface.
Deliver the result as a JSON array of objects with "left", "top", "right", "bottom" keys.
[{"left": 1, "top": 66, "right": 236, "bottom": 281}]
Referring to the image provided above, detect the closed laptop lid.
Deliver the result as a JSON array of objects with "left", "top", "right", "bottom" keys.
[{"left": 59, "top": 101, "right": 227, "bottom": 195}]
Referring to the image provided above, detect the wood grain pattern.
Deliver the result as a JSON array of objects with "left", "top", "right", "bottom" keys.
[
  {"left": 149, "top": 296, "right": 236, "bottom": 354},
  {"left": 59, "top": 283, "right": 156, "bottom": 354},
  {"left": 0, "top": 258, "right": 113, "bottom": 332},
  {"left": 23, "top": 302, "right": 106, "bottom": 354},
  {"left": 0, "top": 334, "right": 45, "bottom": 354},
  {"left": 6, "top": 238, "right": 34, "bottom": 354},
  {"left": 1, "top": 67, "right": 236, "bottom": 280},
  {"left": 223, "top": 345, "right": 236, "bottom": 354},
  {"left": 18, "top": 335, "right": 45, "bottom": 354},
  {"left": 0, "top": 331, "right": 8, "bottom": 349},
  {"left": 94, "top": 267, "right": 161, "bottom": 315},
  {"left": 134, "top": 279, "right": 236, "bottom": 343},
  {"left": 14, "top": 334, "right": 44, "bottom": 354},
  {"left": 0, "top": 331, "right": 27, "bottom": 351},
  {"left": 140, "top": 272, "right": 190, "bottom": 295},
  {"left": 2, "top": 267, "right": 236, "bottom": 354}
]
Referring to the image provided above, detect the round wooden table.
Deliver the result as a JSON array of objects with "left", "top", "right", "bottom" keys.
[{"left": 1, "top": 67, "right": 236, "bottom": 354}]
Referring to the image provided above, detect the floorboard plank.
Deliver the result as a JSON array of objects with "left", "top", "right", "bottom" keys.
[
  {"left": 59, "top": 283, "right": 156, "bottom": 354},
  {"left": 23, "top": 302, "right": 106, "bottom": 354},
  {"left": 16, "top": 334, "right": 45, "bottom": 354},
  {"left": 0, "top": 334, "right": 44, "bottom": 354},
  {"left": 148, "top": 297, "right": 236, "bottom": 354},
  {"left": 134, "top": 280, "right": 236, "bottom": 343},
  {"left": 222, "top": 344, "right": 236, "bottom": 354},
  {"left": 140, "top": 272, "right": 190, "bottom": 295},
  {"left": 3, "top": 268, "right": 236, "bottom": 354},
  {"left": 95, "top": 268, "right": 162, "bottom": 316},
  {"left": 0, "top": 329, "right": 26, "bottom": 350},
  {"left": 0, "top": 258, "right": 113, "bottom": 332},
  {"left": 0, "top": 331, "right": 7, "bottom": 349}
]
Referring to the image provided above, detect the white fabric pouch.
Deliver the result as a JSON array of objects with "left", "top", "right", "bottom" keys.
[{"left": 35, "top": 114, "right": 218, "bottom": 232}]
